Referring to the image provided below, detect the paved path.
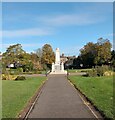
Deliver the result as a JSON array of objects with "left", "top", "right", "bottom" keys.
[{"left": 28, "top": 75, "right": 99, "bottom": 118}]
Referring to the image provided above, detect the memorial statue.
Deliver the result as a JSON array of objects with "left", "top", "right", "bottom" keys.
[{"left": 51, "top": 48, "right": 67, "bottom": 74}]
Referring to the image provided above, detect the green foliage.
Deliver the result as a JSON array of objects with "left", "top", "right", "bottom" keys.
[
  {"left": 86, "top": 65, "right": 111, "bottom": 77},
  {"left": 2, "top": 43, "right": 55, "bottom": 72},
  {"left": 34, "top": 71, "right": 42, "bottom": 74},
  {"left": 36, "top": 48, "right": 42, "bottom": 63},
  {"left": 79, "top": 38, "right": 112, "bottom": 68},
  {"left": 69, "top": 76, "right": 113, "bottom": 118},
  {"left": 17, "top": 68, "right": 23, "bottom": 73},
  {"left": 111, "top": 50, "right": 115, "bottom": 71},
  {"left": 87, "top": 68, "right": 97, "bottom": 77},
  {"left": 96, "top": 65, "right": 110, "bottom": 76},
  {"left": 9, "top": 69, "right": 19, "bottom": 75},
  {"left": 80, "top": 42, "right": 97, "bottom": 67},
  {"left": 2, "top": 74, "right": 7, "bottom": 80},
  {"left": 104, "top": 71, "right": 113, "bottom": 76},
  {"left": 2, "top": 44, "right": 26, "bottom": 65},
  {"left": 95, "top": 38, "right": 112, "bottom": 65},
  {"left": 15, "top": 76, "right": 26, "bottom": 81},
  {"left": 2, "top": 74, "right": 17, "bottom": 80},
  {"left": 2, "top": 44, "right": 34, "bottom": 73},
  {"left": 41, "top": 44, "right": 55, "bottom": 67},
  {"left": 30, "top": 52, "right": 41, "bottom": 70},
  {"left": 95, "top": 66, "right": 104, "bottom": 76}
]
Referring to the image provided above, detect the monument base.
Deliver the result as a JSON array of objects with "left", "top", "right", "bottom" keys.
[{"left": 50, "top": 70, "right": 67, "bottom": 74}]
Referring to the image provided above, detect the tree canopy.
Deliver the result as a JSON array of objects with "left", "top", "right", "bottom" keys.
[
  {"left": 2, "top": 44, "right": 33, "bottom": 71},
  {"left": 78, "top": 38, "right": 112, "bottom": 68},
  {"left": 41, "top": 44, "right": 55, "bottom": 66}
]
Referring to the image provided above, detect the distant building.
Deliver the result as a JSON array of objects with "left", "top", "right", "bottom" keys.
[
  {"left": 60, "top": 54, "right": 76, "bottom": 63},
  {"left": 60, "top": 54, "right": 68, "bottom": 63},
  {"left": 60, "top": 54, "right": 77, "bottom": 69}
]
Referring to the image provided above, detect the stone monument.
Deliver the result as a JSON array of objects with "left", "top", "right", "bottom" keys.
[{"left": 50, "top": 48, "right": 67, "bottom": 74}]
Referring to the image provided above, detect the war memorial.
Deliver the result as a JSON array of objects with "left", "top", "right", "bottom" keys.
[{"left": 50, "top": 48, "right": 67, "bottom": 74}]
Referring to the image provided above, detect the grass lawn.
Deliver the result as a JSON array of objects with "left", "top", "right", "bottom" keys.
[
  {"left": 69, "top": 75, "right": 113, "bottom": 118},
  {"left": 2, "top": 76, "right": 46, "bottom": 118}
]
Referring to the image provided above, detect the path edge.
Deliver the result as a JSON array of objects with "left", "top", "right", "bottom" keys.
[
  {"left": 17, "top": 77, "right": 48, "bottom": 119},
  {"left": 67, "top": 76, "right": 108, "bottom": 119}
]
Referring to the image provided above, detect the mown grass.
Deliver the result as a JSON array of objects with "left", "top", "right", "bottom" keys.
[
  {"left": 69, "top": 75, "right": 113, "bottom": 118},
  {"left": 2, "top": 76, "right": 46, "bottom": 118}
]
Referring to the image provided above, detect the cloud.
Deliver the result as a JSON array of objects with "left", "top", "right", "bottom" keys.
[
  {"left": 2, "top": 28, "right": 53, "bottom": 38},
  {"left": 40, "top": 13, "right": 104, "bottom": 27}
]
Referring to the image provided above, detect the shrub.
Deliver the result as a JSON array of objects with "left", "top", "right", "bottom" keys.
[
  {"left": 2, "top": 74, "right": 17, "bottom": 80},
  {"left": 15, "top": 76, "right": 26, "bottom": 81},
  {"left": 2, "top": 75, "right": 6, "bottom": 80},
  {"left": 9, "top": 69, "right": 20, "bottom": 75},
  {"left": 37, "top": 71, "right": 42, "bottom": 74},
  {"left": 85, "top": 65, "right": 110, "bottom": 77},
  {"left": 33, "top": 71, "right": 42, "bottom": 74},
  {"left": 87, "top": 68, "right": 97, "bottom": 77},
  {"left": 95, "top": 66, "right": 104, "bottom": 76},
  {"left": 104, "top": 71, "right": 113, "bottom": 76},
  {"left": 17, "top": 68, "right": 23, "bottom": 73},
  {"left": 95, "top": 65, "right": 110, "bottom": 76}
]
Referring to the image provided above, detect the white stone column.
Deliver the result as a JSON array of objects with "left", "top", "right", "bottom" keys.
[{"left": 55, "top": 48, "right": 60, "bottom": 65}]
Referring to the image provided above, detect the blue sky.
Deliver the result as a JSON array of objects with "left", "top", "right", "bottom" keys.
[{"left": 2, "top": 2, "right": 113, "bottom": 56}]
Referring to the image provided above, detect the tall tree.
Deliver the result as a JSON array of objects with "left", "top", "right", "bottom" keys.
[
  {"left": 2, "top": 44, "right": 26, "bottom": 66},
  {"left": 111, "top": 50, "right": 115, "bottom": 71},
  {"left": 41, "top": 44, "right": 55, "bottom": 68},
  {"left": 73, "top": 56, "right": 82, "bottom": 68},
  {"left": 80, "top": 42, "right": 97, "bottom": 68},
  {"left": 36, "top": 48, "right": 42, "bottom": 64},
  {"left": 95, "top": 38, "right": 112, "bottom": 65},
  {"left": 2, "top": 44, "right": 33, "bottom": 72},
  {"left": 30, "top": 52, "right": 42, "bottom": 70}
]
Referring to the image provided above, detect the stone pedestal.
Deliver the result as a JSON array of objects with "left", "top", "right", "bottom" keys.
[{"left": 61, "top": 62, "right": 64, "bottom": 72}]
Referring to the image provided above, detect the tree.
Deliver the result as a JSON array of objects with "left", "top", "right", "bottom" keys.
[
  {"left": 2, "top": 44, "right": 26, "bottom": 66},
  {"left": 36, "top": 48, "right": 42, "bottom": 64},
  {"left": 30, "top": 52, "right": 42, "bottom": 70},
  {"left": 2, "top": 44, "right": 33, "bottom": 72},
  {"left": 73, "top": 56, "right": 82, "bottom": 68},
  {"left": 79, "top": 38, "right": 112, "bottom": 67},
  {"left": 41, "top": 44, "right": 55, "bottom": 69},
  {"left": 80, "top": 42, "right": 97, "bottom": 68},
  {"left": 111, "top": 50, "right": 115, "bottom": 71},
  {"left": 95, "top": 38, "right": 112, "bottom": 65}
]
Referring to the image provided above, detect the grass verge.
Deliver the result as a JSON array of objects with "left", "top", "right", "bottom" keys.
[
  {"left": 2, "top": 76, "right": 46, "bottom": 118},
  {"left": 68, "top": 75, "right": 113, "bottom": 119}
]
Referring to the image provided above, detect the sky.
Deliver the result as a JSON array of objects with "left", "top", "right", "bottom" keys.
[{"left": 1, "top": 2, "right": 113, "bottom": 56}]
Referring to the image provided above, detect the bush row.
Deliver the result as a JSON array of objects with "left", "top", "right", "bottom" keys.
[
  {"left": 86, "top": 65, "right": 113, "bottom": 77},
  {"left": 2, "top": 74, "right": 26, "bottom": 81}
]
